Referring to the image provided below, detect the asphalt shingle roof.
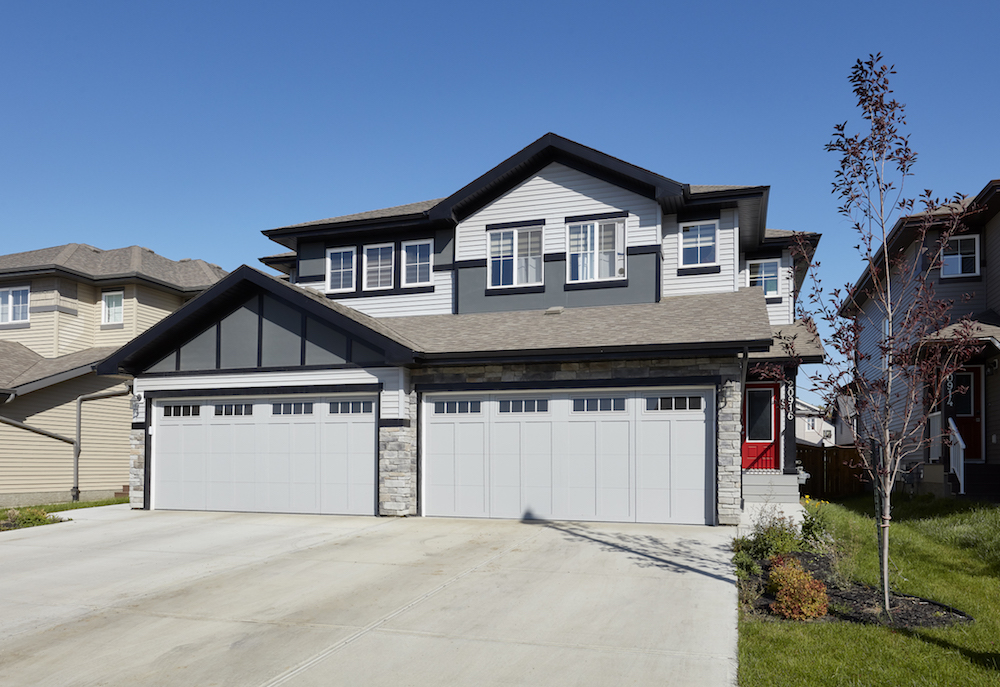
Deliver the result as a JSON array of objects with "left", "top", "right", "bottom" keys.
[
  {"left": 0, "top": 344, "right": 118, "bottom": 391},
  {"left": 748, "top": 321, "right": 825, "bottom": 362},
  {"left": 377, "top": 288, "right": 773, "bottom": 355},
  {"left": 274, "top": 199, "right": 446, "bottom": 231},
  {"left": 0, "top": 244, "right": 227, "bottom": 291}
]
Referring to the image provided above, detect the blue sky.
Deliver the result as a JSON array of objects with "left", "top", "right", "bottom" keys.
[{"left": 2, "top": 2, "right": 997, "bottom": 325}]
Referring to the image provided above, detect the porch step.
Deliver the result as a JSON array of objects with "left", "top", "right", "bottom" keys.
[{"left": 114, "top": 485, "right": 130, "bottom": 499}]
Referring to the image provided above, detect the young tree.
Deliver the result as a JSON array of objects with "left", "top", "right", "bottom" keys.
[{"left": 792, "top": 54, "right": 980, "bottom": 617}]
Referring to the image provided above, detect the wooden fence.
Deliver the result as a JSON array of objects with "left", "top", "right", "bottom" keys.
[{"left": 796, "top": 444, "right": 869, "bottom": 500}]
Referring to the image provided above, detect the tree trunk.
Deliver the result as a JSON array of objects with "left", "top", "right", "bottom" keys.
[{"left": 880, "top": 487, "right": 892, "bottom": 617}]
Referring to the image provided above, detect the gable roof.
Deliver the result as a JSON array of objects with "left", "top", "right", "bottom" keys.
[
  {"left": 748, "top": 320, "right": 825, "bottom": 364},
  {"left": 0, "top": 244, "right": 227, "bottom": 293},
  {"left": 261, "top": 133, "right": 774, "bottom": 255},
  {"left": 0, "top": 342, "right": 120, "bottom": 398},
  {"left": 99, "top": 267, "right": 779, "bottom": 375}
]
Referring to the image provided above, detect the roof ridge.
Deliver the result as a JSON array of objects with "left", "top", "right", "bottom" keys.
[
  {"left": 54, "top": 243, "right": 84, "bottom": 265},
  {"left": 130, "top": 245, "right": 143, "bottom": 272}
]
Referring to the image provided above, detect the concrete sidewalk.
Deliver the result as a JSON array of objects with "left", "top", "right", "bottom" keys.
[{"left": 0, "top": 506, "right": 737, "bottom": 686}]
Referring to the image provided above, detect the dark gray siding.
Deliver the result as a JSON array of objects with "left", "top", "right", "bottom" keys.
[
  {"left": 456, "top": 252, "right": 658, "bottom": 313},
  {"left": 297, "top": 242, "right": 326, "bottom": 280}
]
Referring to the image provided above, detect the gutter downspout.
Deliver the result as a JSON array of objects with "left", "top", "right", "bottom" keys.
[
  {"left": 0, "top": 414, "right": 76, "bottom": 445},
  {"left": 73, "top": 382, "right": 132, "bottom": 501}
]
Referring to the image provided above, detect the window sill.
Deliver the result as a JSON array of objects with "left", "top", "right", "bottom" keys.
[
  {"left": 677, "top": 265, "right": 721, "bottom": 276},
  {"left": 939, "top": 274, "right": 982, "bottom": 283},
  {"left": 0, "top": 321, "right": 30, "bottom": 330},
  {"left": 328, "top": 285, "right": 435, "bottom": 299},
  {"left": 765, "top": 296, "right": 783, "bottom": 304},
  {"left": 485, "top": 285, "right": 545, "bottom": 296},
  {"left": 564, "top": 279, "right": 628, "bottom": 291},
  {"left": 100, "top": 323, "right": 125, "bottom": 330}
]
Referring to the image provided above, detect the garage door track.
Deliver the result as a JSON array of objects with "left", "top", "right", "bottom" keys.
[{"left": 0, "top": 506, "right": 737, "bottom": 686}]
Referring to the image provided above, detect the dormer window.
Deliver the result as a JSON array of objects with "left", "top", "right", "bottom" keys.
[
  {"left": 102, "top": 290, "right": 124, "bottom": 325},
  {"left": 0, "top": 286, "right": 30, "bottom": 324},
  {"left": 402, "top": 239, "right": 433, "bottom": 287},
  {"left": 680, "top": 221, "right": 718, "bottom": 266},
  {"left": 941, "top": 236, "right": 979, "bottom": 278},
  {"left": 326, "top": 247, "right": 356, "bottom": 293},
  {"left": 747, "top": 260, "right": 779, "bottom": 295},
  {"left": 363, "top": 244, "right": 394, "bottom": 290},
  {"left": 489, "top": 227, "right": 542, "bottom": 287},
  {"left": 567, "top": 219, "right": 625, "bottom": 283}
]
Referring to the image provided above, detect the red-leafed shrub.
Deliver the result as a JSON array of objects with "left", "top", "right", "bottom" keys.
[{"left": 767, "top": 556, "right": 828, "bottom": 620}]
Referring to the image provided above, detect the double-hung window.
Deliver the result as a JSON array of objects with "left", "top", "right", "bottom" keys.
[
  {"left": 0, "top": 286, "right": 29, "bottom": 324},
  {"left": 326, "top": 247, "right": 356, "bottom": 292},
  {"left": 363, "top": 244, "right": 394, "bottom": 290},
  {"left": 747, "top": 260, "right": 779, "bottom": 295},
  {"left": 941, "top": 236, "right": 979, "bottom": 277},
  {"left": 680, "top": 222, "right": 717, "bottom": 266},
  {"left": 402, "top": 239, "right": 433, "bottom": 287},
  {"left": 489, "top": 227, "right": 542, "bottom": 287},
  {"left": 567, "top": 219, "right": 625, "bottom": 283},
  {"left": 102, "top": 290, "right": 124, "bottom": 325}
]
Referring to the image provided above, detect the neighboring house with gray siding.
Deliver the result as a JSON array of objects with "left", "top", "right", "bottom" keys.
[
  {"left": 0, "top": 244, "right": 226, "bottom": 506},
  {"left": 843, "top": 179, "right": 1000, "bottom": 500},
  {"left": 100, "top": 134, "right": 822, "bottom": 525}
]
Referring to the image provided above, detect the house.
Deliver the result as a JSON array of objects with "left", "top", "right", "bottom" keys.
[
  {"left": 842, "top": 179, "right": 1000, "bottom": 500},
  {"left": 98, "top": 134, "right": 822, "bottom": 525},
  {"left": 0, "top": 244, "right": 226, "bottom": 506},
  {"left": 794, "top": 399, "right": 834, "bottom": 447}
]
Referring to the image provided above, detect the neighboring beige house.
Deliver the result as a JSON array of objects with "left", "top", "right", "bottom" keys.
[
  {"left": 0, "top": 244, "right": 225, "bottom": 506},
  {"left": 795, "top": 398, "right": 834, "bottom": 448}
]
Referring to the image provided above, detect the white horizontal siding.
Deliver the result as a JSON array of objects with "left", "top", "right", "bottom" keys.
[
  {"left": 739, "top": 249, "right": 795, "bottom": 326},
  {"left": 134, "top": 367, "right": 407, "bottom": 419},
  {"left": 331, "top": 270, "right": 453, "bottom": 317},
  {"left": 455, "top": 162, "right": 660, "bottom": 262},
  {"left": 661, "top": 208, "right": 738, "bottom": 298}
]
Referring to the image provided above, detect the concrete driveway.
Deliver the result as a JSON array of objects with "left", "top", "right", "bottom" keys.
[{"left": 0, "top": 506, "right": 737, "bottom": 686}]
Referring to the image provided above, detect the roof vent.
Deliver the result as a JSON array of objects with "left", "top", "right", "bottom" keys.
[{"left": 544, "top": 306, "right": 564, "bottom": 315}]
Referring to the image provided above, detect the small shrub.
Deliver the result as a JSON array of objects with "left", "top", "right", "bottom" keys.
[
  {"left": 2, "top": 507, "right": 62, "bottom": 530},
  {"left": 733, "top": 549, "right": 762, "bottom": 580},
  {"left": 767, "top": 556, "right": 828, "bottom": 620},
  {"left": 738, "top": 578, "right": 764, "bottom": 609}
]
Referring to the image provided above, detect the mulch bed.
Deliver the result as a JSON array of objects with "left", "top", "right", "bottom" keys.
[{"left": 743, "top": 551, "right": 973, "bottom": 628}]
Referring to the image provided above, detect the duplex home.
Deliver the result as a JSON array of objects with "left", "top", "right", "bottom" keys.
[
  {"left": 99, "top": 134, "right": 822, "bottom": 525},
  {"left": 843, "top": 179, "right": 1000, "bottom": 500},
  {"left": 0, "top": 244, "right": 226, "bottom": 506}
]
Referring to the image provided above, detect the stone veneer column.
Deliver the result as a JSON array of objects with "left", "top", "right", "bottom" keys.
[
  {"left": 129, "top": 426, "right": 145, "bottom": 509},
  {"left": 716, "top": 377, "right": 743, "bottom": 525},
  {"left": 378, "top": 389, "right": 418, "bottom": 515}
]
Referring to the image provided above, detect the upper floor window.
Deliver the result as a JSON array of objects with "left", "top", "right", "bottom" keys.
[
  {"left": 941, "top": 236, "right": 979, "bottom": 278},
  {"left": 680, "top": 222, "right": 717, "bottom": 266},
  {"left": 102, "top": 290, "right": 124, "bottom": 325},
  {"left": 0, "top": 286, "right": 29, "bottom": 324},
  {"left": 402, "top": 239, "right": 433, "bottom": 287},
  {"left": 568, "top": 220, "right": 624, "bottom": 282},
  {"left": 489, "top": 227, "right": 542, "bottom": 287},
  {"left": 363, "top": 244, "right": 394, "bottom": 290},
  {"left": 326, "top": 247, "right": 356, "bottom": 293},
  {"left": 747, "top": 260, "right": 779, "bottom": 295}
]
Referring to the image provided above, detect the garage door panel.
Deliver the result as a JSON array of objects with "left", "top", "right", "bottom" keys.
[
  {"left": 455, "top": 422, "right": 487, "bottom": 517},
  {"left": 425, "top": 390, "right": 710, "bottom": 525}
]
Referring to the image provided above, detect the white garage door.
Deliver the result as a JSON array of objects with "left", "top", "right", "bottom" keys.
[
  {"left": 424, "top": 389, "right": 713, "bottom": 525},
  {"left": 154, "top": 396, "right": 376, "bottom": 515}
]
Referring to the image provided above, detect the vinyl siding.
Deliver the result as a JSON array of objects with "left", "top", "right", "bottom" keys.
[
  {"left": 133, "top": 286, "right": 184, "bottom": 338},
  {"left": 928, "top": 228, "right": 986, "bottom": 318},
  {"left": 134, "top": 367, "right": 408, "bottom": 419},
  {"left": 327, "top": 270, "right": 453, "bottom": 317},
  {"left": 661, "top": 208, "right": 738, "bottom": 298},
  {"left": 0, "top": 374, "right": 131, "bottom": 495},
  {"left": 0, "top": 278, "right": 58, "bottom": 357},
  {"left": 739, "top": 249, "right": 795, "bottom": 325},
  {"left": 55, "top": 279, "right": 92, "bottom": 354},
  {"left": 455, "top": 162, "right": 660, "bottom": 262}
]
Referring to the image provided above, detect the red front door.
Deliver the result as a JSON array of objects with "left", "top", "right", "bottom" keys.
[
  {"left": 951, "top": 367, "right": 983, "bottom": 461},
  {"left": 742, "top": 383, "right": 780, "bottom": 469}
]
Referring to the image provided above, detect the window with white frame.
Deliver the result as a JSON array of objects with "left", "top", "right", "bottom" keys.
[
  {"left": 806, "top": 417, "right": 816, "bottom": 431},
  {"left": 941, "top": 236, "right": 979, "bottom": 277},
  {"left": 680, "top": 222, "right": 717, "bottom": 266},
  {"left": 747, "top": 260, "right": 779, "bottom": 295},
  {"left": 402, "top": 239, "right": 433, "bottom": 287},
  {"left": 363, "top": 244, "right": 394, "bottom": 290},
  {"left": 326, "top": 247, "right": 356, "bottom": 292},
  {"left": 489, "top": 227, "right": 542, "bottom": 287},
  {"left": 102, "top": 290, "right": 124, "bottom": 325},
  {"left": 567, "top": 220, "right": 625, "bottom": 283},
  {"left": 0, "top": 286, "right": 29, "bottom": 324}
]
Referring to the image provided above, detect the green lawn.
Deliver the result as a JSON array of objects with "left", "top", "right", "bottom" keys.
[
  {"left": 739, "top": 495, "right": 1000, "bottom": 686},
  {"left": 1, "top": 497, "right": 129, "bottom": 531}
]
